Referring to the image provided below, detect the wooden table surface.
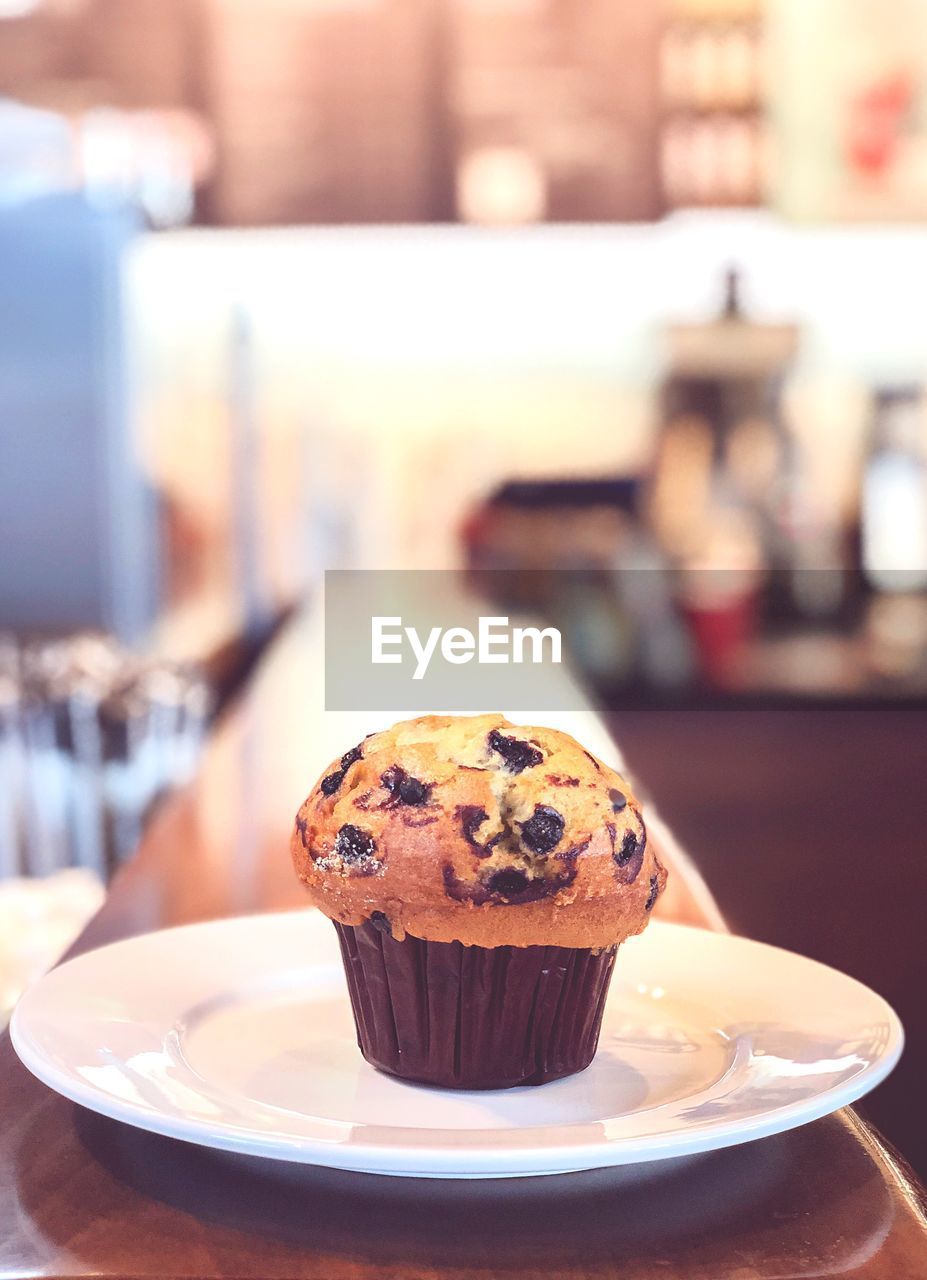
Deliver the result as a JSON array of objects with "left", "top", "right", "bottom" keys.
[{"left": 1, "top": 616, "right": 925, "bottom": 1280}]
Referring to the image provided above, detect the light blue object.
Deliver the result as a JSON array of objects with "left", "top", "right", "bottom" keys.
[{"left": 0, "top": 191, "right": 158, "bottom": 641}]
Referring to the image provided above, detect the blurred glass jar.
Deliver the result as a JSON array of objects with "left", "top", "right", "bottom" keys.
[{"left": 0, "top": 634, "right": 211, "bottom": 882}]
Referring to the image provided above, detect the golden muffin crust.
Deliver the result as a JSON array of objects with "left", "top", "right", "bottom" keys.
[{"left": 291, "top": 714, "right": 666, "bottom": 949}]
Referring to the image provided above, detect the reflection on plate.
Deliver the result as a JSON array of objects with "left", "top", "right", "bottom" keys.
[{"left": 11, "top": 912, "right": 903, "bottom": 1179}]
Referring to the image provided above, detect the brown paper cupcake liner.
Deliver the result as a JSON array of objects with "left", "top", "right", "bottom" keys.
[{"left": 334, "top": 918, "right": 617, "bottom": 1090}]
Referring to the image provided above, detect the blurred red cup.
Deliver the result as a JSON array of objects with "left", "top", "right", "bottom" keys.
[{"left": 677, "top": 566, "right": 761, "bottom": 688}]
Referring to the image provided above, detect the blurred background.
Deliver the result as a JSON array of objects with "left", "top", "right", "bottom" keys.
[{"left": 1, "top": 0, "right": 927, "bottom": 1172}]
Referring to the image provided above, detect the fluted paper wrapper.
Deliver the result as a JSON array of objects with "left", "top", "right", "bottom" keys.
[{"left": 334, "top": 919, "right": 617, "bottom": 1090}]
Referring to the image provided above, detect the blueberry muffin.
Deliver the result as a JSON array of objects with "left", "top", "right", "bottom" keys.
[{"left": 292, "top": 714, "right": 666, "bottom": 1089}]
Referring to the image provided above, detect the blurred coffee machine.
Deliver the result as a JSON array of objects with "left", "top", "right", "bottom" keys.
[{"left": 648, "top": 268, "right": 826, "bottom": 618}]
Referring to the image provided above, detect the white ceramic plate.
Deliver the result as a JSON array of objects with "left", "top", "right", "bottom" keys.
[{"left": 11, "top": 911, "right": 903, "bottom": 1179}]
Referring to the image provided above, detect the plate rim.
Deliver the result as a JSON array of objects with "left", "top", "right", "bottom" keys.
[{"left": 10, "top": 911, "right": 905, "bottom": 1177}]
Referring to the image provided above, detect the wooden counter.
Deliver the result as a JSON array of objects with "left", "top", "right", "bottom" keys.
[{"left": 1, "top": 614, "right": 925, "bottom": 1279}]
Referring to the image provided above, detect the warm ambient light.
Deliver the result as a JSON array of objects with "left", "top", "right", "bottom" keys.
[{"left": 457, "top": 146, "right": 547, "bottom": 225}]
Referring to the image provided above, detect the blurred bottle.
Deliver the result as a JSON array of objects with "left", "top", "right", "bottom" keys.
[
  {"left": 861, "top": 388, "right": 927, "bottom": 593},
  {"left": 776, "top": 432, "right": 849, "bottom": 621}
]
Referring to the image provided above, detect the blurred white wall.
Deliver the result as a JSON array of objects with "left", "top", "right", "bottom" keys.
[{"left": 127, "top": 211, "right": 927, "bottom": 596}]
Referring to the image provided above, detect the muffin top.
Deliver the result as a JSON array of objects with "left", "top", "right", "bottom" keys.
[{"left": 291, "top": 714, "right": 666, "bottom": 949}]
